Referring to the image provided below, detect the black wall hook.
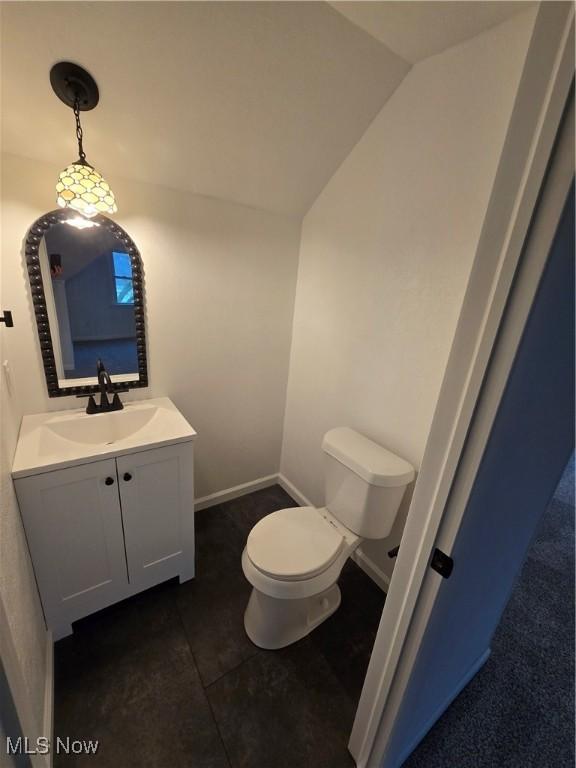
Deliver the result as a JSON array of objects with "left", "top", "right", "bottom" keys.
[{"left": 0, "top": 311, "right": 13, "bottom": 328}]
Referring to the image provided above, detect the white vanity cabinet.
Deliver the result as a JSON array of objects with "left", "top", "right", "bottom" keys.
[
  {"left": 116, "top": 444, "right": 194, "bottom": 590},
  {"left": 15, "top": 436, "right": 195, "bottom": 640},
  {"left": 15, "top": 458, "right": 130, "bottom": 638}
]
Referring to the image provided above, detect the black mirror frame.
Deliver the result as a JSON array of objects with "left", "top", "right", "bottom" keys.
[{"left": 25, "top": 209, "right": 149, "bottom": 398}]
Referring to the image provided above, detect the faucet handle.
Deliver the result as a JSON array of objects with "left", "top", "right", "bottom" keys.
[
  {"left": 110, "top": 392, "right": 125, "bottom": 411},
  {"left": 76, "top": 394, "right": 98, "bottom": 414}
]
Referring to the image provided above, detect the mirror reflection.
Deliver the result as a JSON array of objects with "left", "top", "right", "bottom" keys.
[{"left": 40, "top": 221, "right": 139, "bottom": 382}]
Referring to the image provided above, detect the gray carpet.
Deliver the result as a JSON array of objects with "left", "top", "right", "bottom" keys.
[{"left": 404, "top": 455, "right": 575, "bottom": 768}]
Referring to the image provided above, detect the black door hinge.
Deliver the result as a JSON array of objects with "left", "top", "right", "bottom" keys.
[
  {"left": 430, "top": 548, "right": 454, "bottom": 579},
  {"left": 0, "top": 311, "right": 13, "bottom": 327}
]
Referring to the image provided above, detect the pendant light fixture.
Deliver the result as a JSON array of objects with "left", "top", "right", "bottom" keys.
[{"left": 50, "top": 62, "right": 117, "bottom": 218}]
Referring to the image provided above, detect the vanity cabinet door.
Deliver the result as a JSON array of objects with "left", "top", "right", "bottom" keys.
[
  {"left": 116, "top": 442, "right": 194, "bottom": 591},
  {"left": 14, "top": 459, "right": 129, "bottom": 638}
]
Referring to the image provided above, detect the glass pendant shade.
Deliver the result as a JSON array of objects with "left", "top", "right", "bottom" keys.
[{"left": 56, "top": 162, "right": 117, "bottom": 218}]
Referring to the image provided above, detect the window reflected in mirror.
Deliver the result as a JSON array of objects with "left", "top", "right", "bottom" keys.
[{"left": 112, "top": 251, "right": 134, "bottom": 305}]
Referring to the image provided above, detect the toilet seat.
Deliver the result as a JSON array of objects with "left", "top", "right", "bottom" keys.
[{"left": 246, "top": 506, "right": 344, "bottom": 581}]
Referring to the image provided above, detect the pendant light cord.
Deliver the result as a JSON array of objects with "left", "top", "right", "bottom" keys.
[{"left": 73, "top": 97, "right": 87, "bottom": 165}]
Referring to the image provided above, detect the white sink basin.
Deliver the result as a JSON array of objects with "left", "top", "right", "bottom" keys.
[
  {"left": 12, "top": 397, "right": 196, "bottom": 478},
  {"left": 45, "top": 406, "right": 157, "bottom": 446}
]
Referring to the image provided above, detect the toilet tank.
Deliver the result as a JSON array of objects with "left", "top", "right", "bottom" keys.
[{"left": 322, "top": 428, "right": 415, "bottom": 539}]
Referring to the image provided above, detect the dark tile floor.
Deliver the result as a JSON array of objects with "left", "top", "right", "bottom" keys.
[{"left": 54, "top": 485, "right": 385, "bottom": 767}]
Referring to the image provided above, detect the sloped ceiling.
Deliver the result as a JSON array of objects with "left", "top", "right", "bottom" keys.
[
  {"left": 1, "top": 2, "right": 532, "bottom": 218},
  {"left": 329, "top": 1, "right": 534, "bottom": 64},
  {"left": 0, "top": 1, "right": 409, "bottom": 217}
]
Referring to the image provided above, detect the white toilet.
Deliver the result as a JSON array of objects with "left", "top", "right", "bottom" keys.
[{"left": 242, "top": 427, "right": 415, "bottom": 649}]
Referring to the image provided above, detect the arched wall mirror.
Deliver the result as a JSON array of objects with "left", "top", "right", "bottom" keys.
[{"left": 25, "top": 210, "right": 148, "bottom": 397}]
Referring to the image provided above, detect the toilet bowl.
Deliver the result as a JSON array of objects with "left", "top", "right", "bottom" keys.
[
  {"left": 242, "top": 428, "right": 415, "bottom": 649},
  {"left": 241, "top": 506, "right": 360, "bottom": 648}
]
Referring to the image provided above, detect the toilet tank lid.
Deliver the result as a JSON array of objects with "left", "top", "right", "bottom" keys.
[{"left": 322, "top": 428, "right": 415, "bottom": 488}]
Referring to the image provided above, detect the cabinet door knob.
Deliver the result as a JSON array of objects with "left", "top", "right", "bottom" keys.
[
  {"left": 123, "top": 472, "right": 132, "bottom": 482},
  {"left": 105, "top": 477, "right": 115, "bottom": 486}
]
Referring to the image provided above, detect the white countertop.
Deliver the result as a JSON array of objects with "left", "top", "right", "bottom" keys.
[{"left": 12, "top": 397, "right": 197, "bottom": 479}]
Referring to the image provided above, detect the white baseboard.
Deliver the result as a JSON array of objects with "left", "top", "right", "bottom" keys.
[
  {"left": 195, "top": 472, "right": 313, "bottom": 512},
  {"left": 43, "top": 631, "right": 54, "bottom": 767},
  {"left": 395, "top": 648, "right": 492, "bottom": 767},
  {"left": 352, "top": 548, "right": 391, "bottom": 592},
  {"left": 195, "top": 474, "right": 279, "bottom": 511},
  {"left": 277, "top": 474, "right": 313, "bottom": 507}
]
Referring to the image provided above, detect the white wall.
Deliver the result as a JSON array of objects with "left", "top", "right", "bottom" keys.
[
  {"left": 1, "top": 154, "right": 302, "bottom": 499},
  {"left": 280, "top": 11, "right": 536, "bottom": 580},
  {"left": 0, "top": 364, "right": 48, "bottom": 765},
  {"left": 0, "top": 163, "right": 49, "bottom": 761}
]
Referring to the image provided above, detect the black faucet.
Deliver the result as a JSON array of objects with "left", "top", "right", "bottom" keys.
[{"left": 77, "top": 359, "right": 126, "bottom": 414}]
